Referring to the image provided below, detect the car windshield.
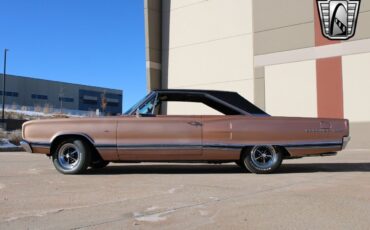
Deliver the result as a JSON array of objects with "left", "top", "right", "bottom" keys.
[{"left": 124, "top": 92, "right": 154, "bottom": 115}]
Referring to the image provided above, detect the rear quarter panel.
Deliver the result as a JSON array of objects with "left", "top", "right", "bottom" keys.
[
  {"left": 202, "top": 115, "right": 348, "bottom": 158},
  {"left": 230, "top": 116, "right": 349, "bottom": 156}
]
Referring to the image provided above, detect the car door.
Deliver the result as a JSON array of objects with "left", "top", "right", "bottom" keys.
[
  {"left": 117, "top": 115, "right": 202, "bottom": 161},
  {"left": 201, "top": 115, "right": 240, "bottom": 160}
]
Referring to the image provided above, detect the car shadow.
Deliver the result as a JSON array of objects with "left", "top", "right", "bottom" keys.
[
  {"left": 276, "top": 162, "right": 370, "bottom": 174},
  {"left": 86, "top": 164, "right": 245, "bottom": 175},
  {"left": 85, "top": 162, "right": 370, "bottom": 175}
]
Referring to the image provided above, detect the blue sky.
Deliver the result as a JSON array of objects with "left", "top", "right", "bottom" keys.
[{"left": 0, "top": 0, "right": 146, "bottom": 110}]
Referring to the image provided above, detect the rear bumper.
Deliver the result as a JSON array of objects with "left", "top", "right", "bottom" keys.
[
  {"left": 20, "top": 140, "right": 33, "bottom": 153},
  {"left": 342, "top": 136, "right": 351, "bottom": 150}
]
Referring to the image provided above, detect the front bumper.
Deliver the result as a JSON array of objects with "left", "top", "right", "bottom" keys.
[
  {"left": 342, "top": 136, "right": 351, "bottom": 150},
  {"left": 20, "top": 140, "right": 33, "bottom": 153}
]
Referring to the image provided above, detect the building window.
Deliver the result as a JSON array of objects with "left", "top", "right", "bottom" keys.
[
  {"left": 0, "top": 91, "right": 19, "bottom": 97},
  {"left": 83, "top": 99, "right": 97, "bottom": 105},
  {"left": 59, "top": 97, "right": 74, "bottom": 103},
  {"left": 107, "top": 102, "right": 119, "bottom": 107},
  {"left": 81, "top": 95, "right": 98, "bottom": 105},
  {"left": 31, "top": 94, "right": 48, "bottom": 100},
  {"left": 106, "top": 98, "right": 120, "bottom": 107}
]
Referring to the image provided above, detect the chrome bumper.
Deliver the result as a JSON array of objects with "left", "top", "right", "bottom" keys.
[
  {"left": 342, "top": 136, "right": 351, "bottom": 150},
  {"left": 20, "top": 140, "right": 33, "bottom": 153}
]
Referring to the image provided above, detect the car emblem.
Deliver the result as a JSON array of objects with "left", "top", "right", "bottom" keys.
[{"left": 317, "top": 0, "right": 361, "bottom": 40}]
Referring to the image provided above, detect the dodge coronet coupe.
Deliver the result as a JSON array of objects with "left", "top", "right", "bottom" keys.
[{"left": 21, "top": 89, "right": 350, "bottom": 174}]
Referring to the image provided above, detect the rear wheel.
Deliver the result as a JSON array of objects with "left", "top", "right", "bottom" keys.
[
  {"left": 52, "top": 139, "right": 91, "bottom": 174},
  {"left": 242, "top": 145, "right": 282, "bottom": 174}
]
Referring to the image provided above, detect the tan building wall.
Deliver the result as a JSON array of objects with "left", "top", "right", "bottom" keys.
[
  {"left": 265, "top": 60, "right": 317, "bottom": 118},
  {"left": 145, "top": 0, "right": 370, "bottom": 148},
  {"left": 144, "top": 0, "right": 162, "bottom": 91},
  {"left": 253, "top": 0, "right": 315, "bottom": 55},
  {"left": 342, "top": 52, "right": 370, "bottom": 149},
  {"left": 342, "top": 52, "right": 370, "bottom": 122},
  {"left": 163, "top": 0, "right": 255, "bottom": 115}
]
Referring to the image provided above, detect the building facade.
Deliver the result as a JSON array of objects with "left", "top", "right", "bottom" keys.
[
  {"left": 144, "top": 0, "right": 370, "bottom": 148},
  {"left": 1, "top": 75, "right": 123, "bottom": 115}
]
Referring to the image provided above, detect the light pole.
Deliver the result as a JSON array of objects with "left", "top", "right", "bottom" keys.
[{"left": 2, "top": 49, "right": 8, "bottom": 125}]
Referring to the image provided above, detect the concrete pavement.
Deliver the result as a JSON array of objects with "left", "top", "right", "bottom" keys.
[{"left": 0, "top": 150, "right": 369, "bottom": 229}]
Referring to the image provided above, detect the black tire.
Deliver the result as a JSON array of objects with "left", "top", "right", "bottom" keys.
[
  {"left": 241, "top": 146, "right": 283, "bottom": 174},
  {"left": 52, "top": 139, "right": 91, "bottom": 174},
  {"left": 90, "top": 160, "right": 109, "bottom": 169}
]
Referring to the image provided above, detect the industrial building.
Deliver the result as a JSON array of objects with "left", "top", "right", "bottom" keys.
[
  {"left": 1, "top": 74, "right": 123, "bottom": 115},
  {"left": 144, "top": 0, "right": 370, "bottom": 149}
]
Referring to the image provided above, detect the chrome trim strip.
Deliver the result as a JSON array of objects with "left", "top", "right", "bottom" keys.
[
  {"left": 95, "top": 141, "right": 343, "bottom": 150},
  {"left": 50, "top": 132, "right": 95, "bottom": 144},
  {"left": 95, "top": 144, "right": 116, "bottom": 148},
  {"left": 283, "top": 140, "right": 342, "bottom": 148},
  {"left": 116, "top": 144, "right": 202, "bottom": 150},
  {"left": 117, "top": 147, "right": 201, "bottom": 150},
  {"left": 286, "top": 145, "right": 342, "bottom": 150},
  {"left": 285, "top": 143, "right": 342, "bottom": 148},
  {"left": 96, "top": 147, "right": 117, "bottom": 150},
  {"left": 31, "top": 145, "right": 50, "bottom": 149},
  {"left": 29, "top": 142, "right": 50, "bottom": 147},
  {"left": 204, "top": 144, "right": 243, "bottom": 149}
]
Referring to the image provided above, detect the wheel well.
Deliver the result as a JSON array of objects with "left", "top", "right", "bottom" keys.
[
  {"left": 240, "top": 145, "right": 291, "bottom": 160},
  {"left": 50, "top": 135, "right": 103, "bottom": 162},
  {"left": 275, "top": 146, "right": 291, "bottom": 158}
]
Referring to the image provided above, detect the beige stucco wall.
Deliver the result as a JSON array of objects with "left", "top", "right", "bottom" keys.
[
  {"left": 342, "top": 52, "right": 370, "bottom": 150},
  {"left": 351, "top": 0, "right": 370, "bottom": 41},
  {"left": 342, "top": 52, "right": 370, "bottom": 122},
  {"left": 164, "top": 0, "right": 254, "bottom": 114},
  {"left": 166, "top": 101, "right": 222, "bottom": 115},
  {"left": 265, "top": 60, "right": 317, "bottom": 117},
  {"left": 253, "top": 0, "right": 315, "bottom": 55},
  {"left": 144, "top": 0, "right": 162, "bottom": 91},
  {"left": 153, "top": 0, "right": 370, "bottom": 121}
]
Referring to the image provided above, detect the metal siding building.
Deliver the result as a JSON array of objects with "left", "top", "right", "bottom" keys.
[
  {"left": 1, "top": 75, "right": 123, "bottom": 115},
  {"left": 144, "top": 0, "right": 370, "bottom": 149}
]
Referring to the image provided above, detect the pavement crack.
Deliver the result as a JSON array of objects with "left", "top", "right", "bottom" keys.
[{"left": 71, "top": 175, "right": 337, "bottom": 229}]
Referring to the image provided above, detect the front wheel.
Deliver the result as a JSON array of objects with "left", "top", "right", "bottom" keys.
[
  {"left": 241, "top": 145, "right": 282, "bottom": 174},
  {"left": 52, "top": 139, "right": 91, "bottom": 174}
]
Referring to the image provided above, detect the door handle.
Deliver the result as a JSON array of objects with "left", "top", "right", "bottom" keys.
[{"left": 188, "top": 121, "right": 203, "bottom": 127}]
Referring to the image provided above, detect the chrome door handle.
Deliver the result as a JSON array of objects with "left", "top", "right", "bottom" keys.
[{"left": 188, "top": 121, "right": 203, "bottom": 127}]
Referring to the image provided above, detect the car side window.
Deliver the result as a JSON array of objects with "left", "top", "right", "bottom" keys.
[{"left": 138, "top": 96, "right": 159, "bottom": 115}]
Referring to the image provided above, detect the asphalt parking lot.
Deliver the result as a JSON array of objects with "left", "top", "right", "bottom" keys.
[{"left": 0, "top": 150, "right": 369, "bottom": 230}]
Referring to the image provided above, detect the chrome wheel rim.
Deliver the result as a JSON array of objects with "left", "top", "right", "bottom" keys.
[
  {"left": 57, "top": 143, "right": 81, "bottom": 170},
  {"left": 250, "top": 146, "right": 277, "bottom": 169}
]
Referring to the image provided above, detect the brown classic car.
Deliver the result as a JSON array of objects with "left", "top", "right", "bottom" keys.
[{"left": 21, "top": 89, "right": 350, "bottom": 174}]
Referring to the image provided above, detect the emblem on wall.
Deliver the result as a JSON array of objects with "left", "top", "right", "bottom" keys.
[{"left": 317, "top": 0, "right": 361, "bottom": 40}]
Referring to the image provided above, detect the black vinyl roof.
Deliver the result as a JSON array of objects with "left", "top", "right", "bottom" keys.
[{"left": 154, "top": 89, "right": 269, "bottom": 116}]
